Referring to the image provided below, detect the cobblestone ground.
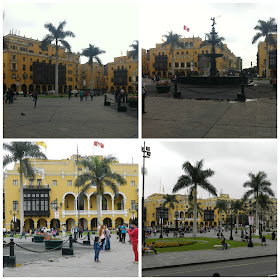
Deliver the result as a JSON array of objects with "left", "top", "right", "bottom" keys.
[
  {"left": 3, "top": 94, "right": 138, "bottom": 138},
  {"left": 3, "top": 234, "right": 138, "bottom": 277},
  {"left": 142, "top": 78, "right": 276, "bottom": 138}
]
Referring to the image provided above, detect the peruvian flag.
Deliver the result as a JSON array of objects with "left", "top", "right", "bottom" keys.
[
  {"left": 184, "top": 25, "right": 190, "bottom": 32},
  {"left": 94, "top": 141, "right": 104, "bottom": 148}
]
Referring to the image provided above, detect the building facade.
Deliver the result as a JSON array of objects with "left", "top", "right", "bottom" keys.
[
  {"left": 107, "top": 53, "right": 138, "bottom": 93},
  {"left": 257, "top": 33, "right": 277, "bottom": 78},
  {"left": 3, "top": 33, "right": 80, "bottom": 94},
  {"left": 4, "top": 155, "right": 138, "bottom": 232},
  {"left": 144, "top": 193, "right": 277, "bottom": 230},
  {"left": 142, "top": 37, "right": 242, "bottom": 78}
]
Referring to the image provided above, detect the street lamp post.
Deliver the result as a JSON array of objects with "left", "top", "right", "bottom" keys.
[
  {"left": 248, "top": 200, "right": 253, "bottom": 247},
  {"left": 159, "top": 204, "right": 163, "bottom": 238},
  {"left": 174, "top": 211, "right": 179, "bottom": 231},
  {"left": 51, "top": 198, "right": 62, "bottom": 231},
  {"left": 142, "top": 142, "right": 151, "bottom": 243},
  {"left": 227, "top": 205, "right": 234, "bottom": 240},
  {"left": 10, "top": 210, "right": 19, "bottom": 235}
]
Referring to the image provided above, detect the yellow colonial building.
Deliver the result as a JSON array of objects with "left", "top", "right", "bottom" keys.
[
  {"left": 4, "top": 155, "right": 138, "bottom": 232},
  {"left": 144, "top": 193, "right": 277, "bottom": 229},
  {"left": 107, "top": 53, "right": 138, "bottom": 93},
  {"left": 142, "top": 37, "right": 241, "bottom": 78},
  {"left": 257, "top": 33, "right": 277, "bottom": 78},
  {"left": 3, "top": 33, "right": 80, "bottom": 94},
  {"left": 79, "top": 62, "right": 105, "bottom": 90}
]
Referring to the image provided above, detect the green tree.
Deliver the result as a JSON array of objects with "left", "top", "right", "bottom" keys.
[
  {"left": 162, "top": 31, "right": 185, "bottom": 75},
  {"left": 41, "top": 20, "right": 75, "bottom": 94},
  {"left": 81, "top": 44, "right": 106, "bottom": 91},
  {"left": 162, "top": 194, "right": 179, "bottom": 209},
  {"left": 230, "top": 200, "right": 244, "bottom": 228},
  {"left": 173, "top": 160, "right": 217, "bottom": 238},
  {"left": 214, "top": 199, "right": 227, "bottom": 229},
  {"left": 3, "top": 142, "right": 47, "bottom": 234},
  {"left": 128, "top": 40, "right": 138, "bottom": 59},
  {"left": 200, "top": 33, "right": 225, "bottom": 50},
  {"left": 74, "top": 155, "right": 126, "bottom": 226},
  {"left": 188, "top": 201, "right": 204, "bottom": 220},
  {"left": 242, "top": 171, "right": 274, "bottom": 235},
  {"left": 252, "top": 18, "right": 277, "bottom": 78}
]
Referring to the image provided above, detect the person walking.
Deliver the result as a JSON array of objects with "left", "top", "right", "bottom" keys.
[
  {"left": 117, "top": 225, "right": 122, "bottom": 242},
  {"left": 20, "top": 227, "right": 26, "bottom": 239},
  {"left": 79, "top": 90, "right": 84, "bottom": 101},
  {"left": 99, "top": 225, "right": 106, "bottom": 250},
  {"left": 62, "top": 224, "right": 66, "bottom": 237},
  {"left": 68, "top": 90, "right": 72, "bottom": 99},
  {"left": 78, "top": 224, "right": 83, "bottom": 239},
  {"left": 127, "top": 221, "right": 138, "bottom": 264},
  {"left": 94, "top": 236, "right": 101, "bottom": 262},
  {"left": 105, "top": 225, "right": 111, "bottom": 250},
  {"left": 90, "top": 91, "right": 94, "bottom": 101},
  {"left": 33, "top": 90, "right": 38, "bottom": 108},
  {"left": 5, "top": 88, "right": 11, "bottom": 103},
  {"left": 51, "top": 227, "right": 57, "bottom": 238},
  {"left": 85, "top": 90, "right": 88, "bottom": 102},
  {"left": 120, "top": 223, "right": 127, "bottom": 243}
]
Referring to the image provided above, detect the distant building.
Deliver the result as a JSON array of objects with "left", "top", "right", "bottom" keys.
[{"left": 142, "top": 37, "right": 241, "bottom": 78}]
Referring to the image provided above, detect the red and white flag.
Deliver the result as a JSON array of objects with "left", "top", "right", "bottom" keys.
[
  {"left": 94, "top": 141, "right": 104, "bottom": 148},
  {"left": 184, "top": 25, "right": 190, "bottom": 32}
]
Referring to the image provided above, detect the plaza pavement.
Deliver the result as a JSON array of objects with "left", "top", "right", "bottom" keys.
[
  {"left": 3, "top": 234, "right": 138, "bottom": 277},
  {"left": 142, "top": 78, "right": 277, "bottom": 138},
  {"left": 3, "top": 94, "right": 138, "bottom": 138},
  {"left": 142, "top": 230, "right": 277, "bottom": 271}
]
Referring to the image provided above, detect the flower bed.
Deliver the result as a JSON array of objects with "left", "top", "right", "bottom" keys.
[
  {"left": 128, "top": 94, "right": 138, "bottom": 107},
  {"left": 155, "top": 81, "right": 172, "bottom": 93},
  {"left": 146, "top": 241, "right": 196, "bottom": 248}
]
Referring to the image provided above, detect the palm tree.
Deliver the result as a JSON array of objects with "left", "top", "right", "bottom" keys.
[
  {"left": 128, "top": 40, "right": 138, "bottom": 59},
  {"left": 214, "top": 200, "right": 227, "bottom": 230},
  {"left": 81, "top": 44, "right": 106, "bottom": 91},
  {"left": 242, "top": 171, "right": 274, "bottom": 235},
  {"left": 75, "top": 155, "right": 126, "bottom": 226},
  {"left": 41, "top": 20, "right": 75, "bottom": 94},
  {"left": 173, "top": 160, "right": 217, "bottom": 238},
  {"left": 230, "top": 200, "right": 244, "bottom": 228},
  {"left": 188, "top": 201, "right": 204, "bottom": 222},
  {"left": 201, "top": 33, "right": 225, "bottom": 50},
  {"left": 3, "top": 142, "right": 47, "bottom": 234},
  {"left": 162, "top": 194, "right": 179, "bottom": 209},
  {"left": 162, "top": 31, "right": 185, "bottom": 75},
  {"left": 252, "top": 18, "right": 277, "bottom": 78}
]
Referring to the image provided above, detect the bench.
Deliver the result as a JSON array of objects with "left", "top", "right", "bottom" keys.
[
  {"left": 214, "top": 245, "right": 231, "bottom": 249},
  {"left": 143, "top": 249, "right": 154, "bottom": 255}
]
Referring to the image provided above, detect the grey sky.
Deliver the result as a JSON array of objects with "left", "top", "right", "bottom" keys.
[
  {"left": 143, "top": 140, "right": 277, "bottom": 200},
  {"left": 3, "top": 1, "right": 138, "bottom": 64},
  {"left": 141, "top": 1, "right": 279, "bottom": 69},
  {"left": 4, "top": 139, "right": 140, "bottom": 170}
]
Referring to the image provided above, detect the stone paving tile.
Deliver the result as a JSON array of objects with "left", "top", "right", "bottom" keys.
[
  {"left": 4, "top": 95, "right": 138, "bottom": 138},
  {"left": 142, "top": 97, "right": 276, "bottom": 138}
]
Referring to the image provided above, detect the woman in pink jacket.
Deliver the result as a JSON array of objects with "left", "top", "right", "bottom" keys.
[{"left": 127, "top": 221, "right": 138, "bottom": 264}]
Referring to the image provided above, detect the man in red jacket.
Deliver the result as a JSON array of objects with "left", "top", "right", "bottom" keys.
[{"left": 127, "top": 221, "right": 138, "bottom": 264}]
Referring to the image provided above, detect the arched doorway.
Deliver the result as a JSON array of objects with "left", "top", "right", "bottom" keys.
[
  {"left": 103, "top": 218, "right": 112, "bottom": 228},
  {"left": 29, "top": 84, "right": 34, "bottom": 93},
  {"left": 64, "top": 85, "right": 67, "bottom": 93},
  {"left": 66, "top": 218, "right": 75, "bottom": 231},
  {"left": 58, "top": 85, "right": 63, "bottom": 93},
  {"left": 35, "top": 84, "right": 40, "bottom": 93},
  {"left": 128, "top": 86, "right": 133, "bottom": 93},
  {"left": 24, "top": 218, "right": 34, "bottom": 232},
  {"left": 37, "top": 218, "right": 47, "bottom": 228},
  {"left": 65, "top": 193, "right": 76, "bottom": 210},
  {"left": 42, "top": 85, "right": 47, "bottom": 93},
  {"left": 151, "top": 221, "right": 156, "bottom": 227},
  {"left": 48, "top": 85, "right": 52, "bottom": 91},
  {"left": 50, "top": 218, "right": 60, "bottom": 230},
  {"left": 11, "top": 84, "right": 16, "bottom": 92},
  {"left": 115, "top": 218, "right": 124, "bottom": 228},
  {"left": 114, "top": 194, "right": 125, "bottom": 210},
  {"left": 21, "top": 84, "right": 27, "bottom": 93},
  {"left": 69, "top": 85, "right": 73, "bottom": 91},
  {"left": 80, "top": 218, "right": 88, "bottom": 230},
  {"left": 110, "top": 86, "right": 114, "bottom": 92},
  {"left": 91, "top": 218, "right": 97, "bottom": 230}
]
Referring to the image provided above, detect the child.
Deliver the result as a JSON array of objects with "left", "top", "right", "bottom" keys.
[{"left": 94, "top": 236, "right": 101, "bottom": 262}]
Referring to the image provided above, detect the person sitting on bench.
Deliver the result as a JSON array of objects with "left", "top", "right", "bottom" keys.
[
  {"left": 149, "top": 242, "right": 158, "bottom": 254},
  {"left": 221, "top": 237, "right": 228, "bottom": 249}
]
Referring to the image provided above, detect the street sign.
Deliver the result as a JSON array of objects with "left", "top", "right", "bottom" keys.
[
  {"left": 55, "top": 210, "right": 59, "bottom": 219},
  {"left": 249, "top": 215, "right": 254, "bottom": 226}
]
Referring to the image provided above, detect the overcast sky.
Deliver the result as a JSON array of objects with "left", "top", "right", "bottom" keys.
[
  {"left": 3, "top": 139, "right": 140, "bottom": 171},
  {"left": 3, "top": 0, "right": 139, "bottom": 64},
  {"left": 141, "top": 1, "right": 279, "bottom": 69},
  {"left": 143, "top": 140, "right": 277, "bottom": 200}
]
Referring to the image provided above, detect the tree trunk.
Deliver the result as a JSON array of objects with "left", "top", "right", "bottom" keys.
[
  {"left": 55, "top": 40, "right": 59, "bottom": 95},
  {"left": 193, "top": 186, "right": 197, "bottom": 238},
  {"left": 96, "top": 194, "right": 101, "bottom": 227},
  {"left": 255, "top": 198, "right": 259, "bottom": 236},
  {"left": 19, "top": 172, "right": 24, "bottom": 235},
  {"left": 236, "top": 212, "right": 239, "bottom": 228},
  {"left": 90, "top": 64, "right": 94, "bottom": 91},
  {"left": 265, "top": 40, "right": 269, "bottom": 79}
]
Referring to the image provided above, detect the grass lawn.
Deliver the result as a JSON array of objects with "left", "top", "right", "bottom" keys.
[
  {"left": 252, "top": 234, "right": 276, "bottom": 240},
  {"left": 146, "top": 237, "right": 259, "bottom": 253}
]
